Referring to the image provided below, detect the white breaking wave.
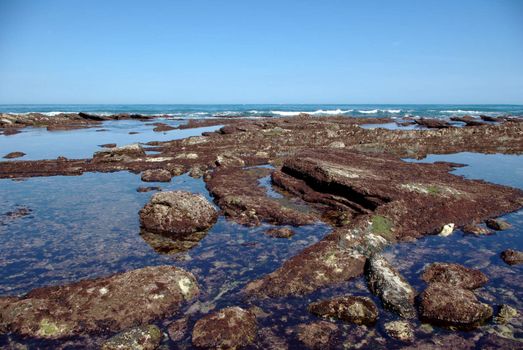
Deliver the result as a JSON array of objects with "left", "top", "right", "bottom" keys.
[
  {"left": 387, "top": 109, "right": 401, "bottom": 113},
  {"left": 358, "top": 109, "right": 379, "bottom": 114},
  {"left": 441, "top": 110, "right": 484, "bottom": 114},
  {"left": 271, "top": 109, "right": 353, "bottom": 116},
  {"left": 357, "top": 109, "right": 402, "bottom": 114}
]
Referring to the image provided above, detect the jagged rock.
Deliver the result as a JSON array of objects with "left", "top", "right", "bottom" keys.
[
  {"left": 3, "top": 152, "right": 25, "bottom": 159},
  {"left": 141, "top": 169, "right": 172, "bottom": 182},
  {"left": 101, "top": 325, "right": 162, "bottom": 350},
  {"left": 265, "top": 227, "right": 295, "bottom": 238},
  {"left": 295, "top": 321, "right": 338, "bottom": 349},
  {"left": 419, "top": 282, "right": 492, "bottom": 328},
  {"left": 485, "top": 218, "right": 512, "bottom": 231},
  {"left": 93, "top": 144, "right": 145, "bottom": 162},
  {"left": 462, "top": 224, "right": 492, "bottom": 235},
  {"left": 192, "top": 307, "right": 257, "bottom": 349},
  {"left": 308, "top": 296, "right": 378, "bottom": 325},
  {"left": 494, "top": 304, "right": 518, "bottom": 324},
  {"left": 139, "top": 191, "right": 217, "bottom": 235},
  {"left": 0, "top": 266, "right": 199, "bottom": 338},
  {"left": 421, "top": 262, "right": 488, "bottom": 289},
  {"left": 500, "top": 249, "right": 523, "bottom": 265},
  {"left": 384, "top": 320, "right": 414, "bottom": 342},
  {"left": 365, "top": 255, "right": 416, "bottom": 318}
]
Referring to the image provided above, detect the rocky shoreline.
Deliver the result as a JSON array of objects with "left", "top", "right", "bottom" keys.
[{"left": 1, "top": 114, "right": 522, "bottom": 349}]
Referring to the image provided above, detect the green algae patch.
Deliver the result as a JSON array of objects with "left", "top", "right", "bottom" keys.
[
  {"left": 37, "top": 319, "right": 68, "bottom": 338},
  {"left": 371, "top": 215, "right": 394, "bottom": 241}
]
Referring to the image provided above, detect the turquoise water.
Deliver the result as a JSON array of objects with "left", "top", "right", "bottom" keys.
[{"left": 1, "top": 104, "right": 522, "bottom": 119}]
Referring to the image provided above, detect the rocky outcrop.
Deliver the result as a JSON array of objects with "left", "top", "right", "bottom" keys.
[
  {"left": 366, "top": 255, "right": 416, "bottom": 318},
  {"left": 3, "top": 152, "right": 25, "bottom": 159},
  {"left": 500, "top": 249, "right": 523, "bottom": 265},
  {"left": 139, "top": 191, "right": 217, "bottom": 235},
  {"left": 141, "top": 169, "right": 172, "bottom": 182},
  {"left": 421, "top": 263, "right": 488, "bottom": 289},
  {"left": 414, "top": 118, "right": 452, "bottom": 129},
  {"left": 308, "top": 295, "right": 378, "bottom": 325},
  {"left": 462, "top": 223, "right": 492, "bottom": 235},
  {"left": 191, "top": 307, "right": 257, "bottom": 349},
  {"left": 101, "top": 325, "right": 162, "bottom": 350},
  {"left": 419, "top": 282, "right": 493, "bottom": 328},
  {"left": 384, "top": 320, "right": 414, "bottom": 342},
  {"left": 93, "top": 144, "right": 146, "bottom": 162},
  {"left": 0, "top": 266, "right": 199, "bottom": 338},
  {"left": 485, "top": 218, "right": 512, "bottom": 231}
]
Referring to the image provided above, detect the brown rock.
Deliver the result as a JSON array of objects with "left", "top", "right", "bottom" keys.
[
  {"left": 192, "top": 307, "right": 257, "bottom": 349},
  {"left": 485, "top": 218, "right": 512, "bottom": 231},
  {"left": 0, "top": 266, "right": 199, "bottom": 338},
  {"left": 99, "top": 143, "right": 117, "bottom": 148},
  {"left": 167, "top": 317, "right": 189, "bottom": 342},
  {"left": 3, "top": 152, "right": 25, "bottom": 159},
  {"left": 137, "top": 186, "right": 162, "bottom": 193},
  {"left": 139, "top": 191, "right": 217, "bottom": 235},
  {"left": 101, "top": 325, "right": 162, "bottom": 350},
  {"left": 414, "top": 118, "right": 452, "bottom": 129},
  {"left": 419, "top": 282, "right": 493, "bottom": 328},
  {"left": 308, "top": 295, "right": 378, "bottom": 325},
  {"left": 462, "top": 224, "right": 492, "bottom": 235},
  {"left": 265, "top": 227, "right": 295, "bottom": 238},
  {"left": 500, "top": 249, "right": 523, "bottom": 265},
  {"left": 93, "top": 144, "right": 146, "bottom": 162},
  {"left": 421, "top": 262, "right": 488, "bottom": 289},
  {"left": 141, "top": 169, "right": 172, "bottom": 182},
  {"left": 295, "top": 321, "right": 338, "bottom": 349}
]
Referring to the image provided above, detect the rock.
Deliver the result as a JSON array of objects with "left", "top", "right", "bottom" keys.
[
  {"left": 3, "top": 152, "right": 26, "bottom": 159},
  {"left": 192, "top": 307, "right": 257, "bottom": 349},
  {"left": 421, "top": 262, "right": 488, "bottom": 289},
  {"left": 93, "top": 144, "right": 145, "bottom": 162},
  {"left": 139, "top": 191, "right": 217, "bottom": 235},
  {"left": 99, "top": 143, "right": 117, "bottom": 148},
  {"left": 384, "top": 320, "right": 414, "bottom": 342},
  {"left": 0, "top": 266, "right": 199, "bottom": 338},
  {"left": 494, "top": 304, "right": 518, "bottom": 324},
  {"left": 485, "top": 218, "right": 512, "bottom": 231},
  {"left": 295, "top": 321, "right": 338, "bottom": 349},
  {"left": 328, "top": 141, "right": 345, "bottom": 149},
  {"left": 439, "top": 223, "right": 455, "bottom": 236},
  {"left": 137, "top": 186, "right": 162, "bottom": 193},
  {"left": 141, "top": 169, "right": 172, "bottom": 182},
  {"left": 215, "top": 154, "right": 245, "bottom": 167},
  {"left": 167, "top": 317, "right": 188, "bottom": 342},
  {"left": 175, "top": 152, "right": 198, "bottom": 160},
  {"left": 101, "top": 325, "right": 162, "bottom": 350},
  {"left": 419, "top": 282, "right": 493, "bottom": 328},
  {"left": 166, "top": 164, "right": 185, "bottom": 176},
  {"left": 140, "top": 229, "right": 206, "bottom": 254},
  {"left": 414, "top": 118, "right": 452, "bottom": 129},
  {"left": 188, "top": 166, "right": 204, "bottom": 178},
  {"left": 500, "top": 249, "right": 523, "bottom": 265},
  {"left": 152, "top": 123, "right": 176, "bottom": 132},
  {"left": 308, "top": 295, "right": 378, "bottom": 325},
  {"left": 366, "top": 255, "right": 416, "bottom": 318},
  {"left": 462, "top": 223, "right": 492, "bottom": 235},
  {"left": 265, "top": 227, "right": 295, "bottom": 238}
]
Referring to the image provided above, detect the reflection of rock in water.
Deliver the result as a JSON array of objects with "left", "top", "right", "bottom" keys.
[{"left": 140, "top": 229, "right": 207, "bottom": 254}]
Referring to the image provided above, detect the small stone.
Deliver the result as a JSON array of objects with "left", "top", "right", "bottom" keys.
[
  {"left": 3, "top": 152, "right": 26, "bottom": 159},
  {"left": 439, "top": 223, "right": 455, "bottom": 237},
  {"left": 265, "top": 227, "right": 295, "bottom": 238},
  {"left": 485, "top": 218, "right": 512, "bottom": 231},
  {"left": 166, "top": 164, "right": 185, "bottom": 176},
  {"left": 215, "top": 154, "right": 245, "bottom": 167},
  {"left": 328, "top": 141, "right": 345, "bottom": 149},
  {"left": 192, "top": 307, "right": 257, "bottom": 349},
  {"left": 141, "top": 169, "right": 172, "bottom": 182},
  {"left": 308, "top": 295, "right": 378, "bottom": 325},
  {"left": 462, "top": 224, "right": 492, "bottom": 235},
  {"left": 500, "top": 249, "right": 523, "bottom": 265},
  {"left": 494, "top": 304, "right": 518, "bottom": 324},
  {"left": 101, "top": 325, "right": 162, "bottom": 350},
  {"left": 384, "top": 321, "right": 414, "bottom": 342}
]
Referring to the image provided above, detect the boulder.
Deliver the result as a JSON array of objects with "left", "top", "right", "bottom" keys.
[
  {"left": 141, "top": 169, "right": 172, "bottom": 182},
  {"left": 366, "top": 255, "right": 416, "bottom": 318},
  {"left": 215, "top": 154, "right": 245, "bottom": 167},
  {"left": 93, "top": 144, "right": 145, "bottom": 162},
  {"left": 192, "top": 307, "right": 257, "bottom": 349},
  {"left": 139, "top": 191, "right": 217, "bottom": 235},
  {"left": 384, "top": 320, "right": 414, "bottom": 342},
  {"left": 462, "top": 224, "right": 492, "bottom": 235},
  {"left": 421, "top": 262, "right": 488, "bottom": 289},
  {"left": 0, "top": 266, "right": 199, "bottom": 338},
  {"left": 308, "top": 295, "right": 378, "bottom": 325},
  {"left": 3, "top": 152, "right": 26, "bottom": 159},
  {"left": 485, "top": 218, "right": 512, "bottom": 231},
  {"left": 265, "top": 227, "right": 295, "bottom": 238},
  {"left": 295, "top": 321, "right": 338, "bottom": 349},
  {"left": 419, "top": 282, "right": 492, "bottom": 328},
  {"left": 414, "top": 118, "right": 452, "bottom": 129},
  {"left": 101, "top": 325, "right": 162, "bottom": 350},
  {"left": 500, "top": 249, "right": 523, "bottom": 265},
  {"left": 167, "top": 317, "right": 189, "bottom": 342}
]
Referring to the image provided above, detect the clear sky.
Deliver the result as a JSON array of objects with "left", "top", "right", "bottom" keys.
[{"left": 0, "top": 0, "right": 522, "bottom": 104}]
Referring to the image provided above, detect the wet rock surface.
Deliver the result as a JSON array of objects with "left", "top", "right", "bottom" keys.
[
  {"left": 486, "top": 218, "right": 512, "bottom": 231},
  {"left": 0, "top": 266, "right": 199, "bottom": 338},
  {"left": 191, "top": 307, "right": 257, "bottom": 349},
  {"left": 384, "top": 320, "right": 414, "bottom": 342},
  {"left": 500, "top": 249, "right": 523, "bottom": 265},
  {"left": 421, "top": 262, "right": 488, "bottom": 289},
  {"left": 265, "top": 227, "right": 295, "bottom": 238},
  {"left": 294, "top": 321, "right": 338, "bottom": 349},
  {"left": 139, "top": 191, "right": 217, "bottom": 235},
  {"left": 93, "top": 143, "right": 146, "bottom": 162},
  {"left": 101, "top": 324, "right": 162, "bottom": 350},
  {"left": 419, "top": 282, "right": 493, "bottom": 329},
  {"left": 308, "top": 295, "right": 378, "bottom": 325},
  {"left": 140, "top": 169, "right": 172, "bottom": 182}
]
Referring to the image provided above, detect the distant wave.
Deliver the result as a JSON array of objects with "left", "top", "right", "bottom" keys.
[
  {"left": 357, "top": 109, "right": 402, "bottom": 114},
  {"left": 441, "top": 110, "right": 484, "bottom": 114},
  {"left": 271, "top": 109, "right": 353, "bottom": 116}
]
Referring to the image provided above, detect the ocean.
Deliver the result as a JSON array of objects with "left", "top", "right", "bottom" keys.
[{"left": 1, "top": 104, "right": 522, "bottom": 119}]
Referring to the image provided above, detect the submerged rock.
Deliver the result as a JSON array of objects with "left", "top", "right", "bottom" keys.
[
  {"left": 137, "top": 186, "right": 162, "bottom": 193},
  {"left": 101, "top": 325, "right": 162, "bottom": 350},
  {"left": 421, "top": 262, "right": 488, "bottom": 289},
  {"left": 141, "top": 169, "right": 172, "bottom": 182},
  {"left": 93, "top": 143, "right": 145, "bottom": 162},
  {"left": 485, "top": 218, "right": 512, "bottom": 231},
  {"left": 414, "top": 118, "right": 452, "bottom": 129},
  {"left": 295, "top": 321, "right": 338, "bottom": 350},
  {"left": 366, "top": 255, "right": 417, "bottom": 319},
  {"left": 500, "top": 249, "right": 523, "bottom": 265},
  {"left": 167, "top": 317, "right": 189, "bottom": 342},
  {"left": 99, "top": 143, "right": 117, "bottom": 148},
  {"left": 140, "top": 229, "right": 206, "bottom": 254},
  {"left": 192, "top": 307, "right": 257, "bottom": 349},
  {"left": 265, "top": 227, "right": 295, "bottom": 238},
  {"left": 308, "top": 295, "right": 378, "bottom": 325},
  {"left": 3, "top": 152, "right": 25, "bottom": 159},
  {"left": 139, "top": 191, "right": 217, "bottom": 235},
  {"left": 494, "top": 304, "right": 518, "bottom": 324},
  {"left": 462, "top": 223, "right": 492, "bottom": 235},
  {"left": 384, "top": 320, "right": 414, "bottom": 342},
  {"left": 419, "top": 282, "right": 492, "bottom": 328},
  {"left": 0, "top": 266, "right": 199, "bottom": 338}
]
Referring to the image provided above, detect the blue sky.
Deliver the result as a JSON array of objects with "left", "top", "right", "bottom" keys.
[{"left": 0, "top": 0, "right": 522, "bottom": 104}]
